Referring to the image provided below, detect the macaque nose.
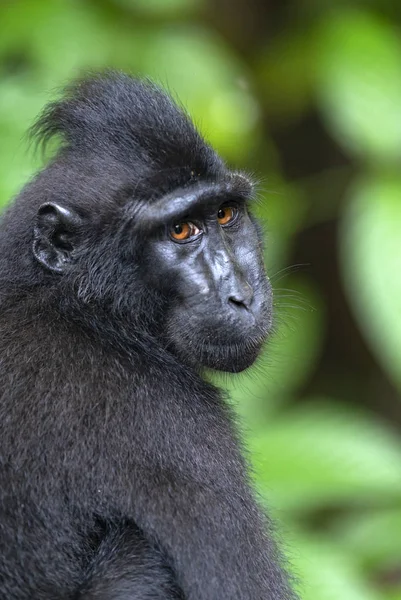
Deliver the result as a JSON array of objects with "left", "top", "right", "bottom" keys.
[{"left": 228, "top": 284, "right": 254, "bottom": 311}]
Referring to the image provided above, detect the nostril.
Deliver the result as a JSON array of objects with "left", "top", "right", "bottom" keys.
[
  {"left": 228, "top": 283, "right": 254, "bottom": 311},
  {"left": 228, "top": 296, "right": 249, "bottom": 311}
]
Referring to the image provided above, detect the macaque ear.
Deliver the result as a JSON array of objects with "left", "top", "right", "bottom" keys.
[{"left": 33, "top": 202, "right": 83, "bottom": 273}]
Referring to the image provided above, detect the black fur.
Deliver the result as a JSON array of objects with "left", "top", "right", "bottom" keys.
[{"left": 0, "top": 72, "right": 296, "bottom": 599}]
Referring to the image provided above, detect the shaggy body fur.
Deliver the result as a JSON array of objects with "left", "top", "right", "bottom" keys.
[{"left": 0, "top": 73, "right": 295, "bottom": 599}]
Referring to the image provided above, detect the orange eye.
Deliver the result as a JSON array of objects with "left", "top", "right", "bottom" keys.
[
  {"left": 170, "top": 222, "right": 200, "bottom": 241},
  {"left": 217, "top": 205, "right": 237, "bottom": 226}
]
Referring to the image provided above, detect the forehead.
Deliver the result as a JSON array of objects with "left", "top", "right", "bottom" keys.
[{"left": 126, "top": 173, "right": 254, "bottom": 234}]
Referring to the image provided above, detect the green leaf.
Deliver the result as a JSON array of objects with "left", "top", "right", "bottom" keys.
[
  {"left": 257, "top": 29, "right": 315, "bottom": 123},
  {"left": 290, "top": 529, "right": 383, "bottom": 600},
  {"left": 330, "top": 509, "right": 401, "bottom": 569},
  {"left": 112, "top": 0, "right": 201, "bottom": 17},
  {"left": 257, "top": 179, "right": 310, "bottom": 270},
  {"left": 384, "top": 590, "right": 401, "bottom": 600},
  {"left": 315, "top": 9, "right": 401, "bottom": 163},
  {"left": 0, "top": 0, "right": 112, "bottom": 78},
  {"left": 250, "top": 402, "right": 401, "bottom": 511},
  {"left": 0, "top": 78, "right": 47, "bottom": 205},
  {"left": 340, "top": 175, "right": 401, "bottom": 393}
]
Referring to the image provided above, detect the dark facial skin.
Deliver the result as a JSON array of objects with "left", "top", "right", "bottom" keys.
[
  {"left": 0, "top": 73, "right": 296, "bottom": 600},
  {"left": 144, "top": 197, "right": 272, "bottom": 372}
]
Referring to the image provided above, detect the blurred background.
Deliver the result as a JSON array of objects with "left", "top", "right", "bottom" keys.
[{"left": 1, "top": 0, "right": 401, "bottom": 598}]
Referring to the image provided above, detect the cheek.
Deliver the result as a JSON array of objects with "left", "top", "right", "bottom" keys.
[
  {"left": 234, "top": 238, "right": 267, "bottom": 285},
  {"left": 141, "top": 242, "right": 180, "bottom": 291},
  {"left": 157, "top": 247, "right": 210, "bottom": 301},
  {"left": 230, "top": 214, "right": 266, "bottom": 267}
]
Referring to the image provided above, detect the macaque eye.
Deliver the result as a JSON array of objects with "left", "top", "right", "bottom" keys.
[
  {"left": 170, "top": 221, "right": 200, "bottom": 242},
  {"left": 217, "top": 205, "right": 238, "bottom": 226}
]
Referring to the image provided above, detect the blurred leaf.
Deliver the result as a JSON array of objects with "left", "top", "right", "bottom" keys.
[
  {"left": 258, "top": 181, "right": 310, "bottom": 270},
  {"left": 330, "top": 509, "right": 401, "bottom": 569},
  {"left": 0, "top": 77, "right": 47, "bottom": 204},
  {"left": 340, "top": 175, "right": 401, "bottom": 394},
  {"left": 384, "top": 590, "right": 401, "bottom": 600},
  {"left": 113, "top": 0, "right": 201, "bottom": 17},
  {"left": 250, "top": 402, "right": 401, "bottom": 511},
  {"left": 266, "top": 277, "right": 324, "bottom": 395},
  {"left": 257, "top": 29, "right": 315, "bottom": 124},
  {"left": 297, "top": 0, "right": 398, "bottom": 18},
  {"left": 0, "top": 0, "right": 112, "bottom": 80},
  {"left": 315, "top": 9, "right": 401, "bottom": 163},
  {"left": 290, "top": 529, "right": 383, "bottom": 600}
]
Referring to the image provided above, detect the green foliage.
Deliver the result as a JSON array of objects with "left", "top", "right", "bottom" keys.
[
  {"left": 341, "top": 176, "right": 401, "bottom": 393},
  {"left": 315, "top": 9, "right": 401, "bottom": 164},
  {"left": 251, "top": 402, "right": 401, "bottom": 510},
  {"left": 0, "top": 0, "right": 400, "bottom": 597}
]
